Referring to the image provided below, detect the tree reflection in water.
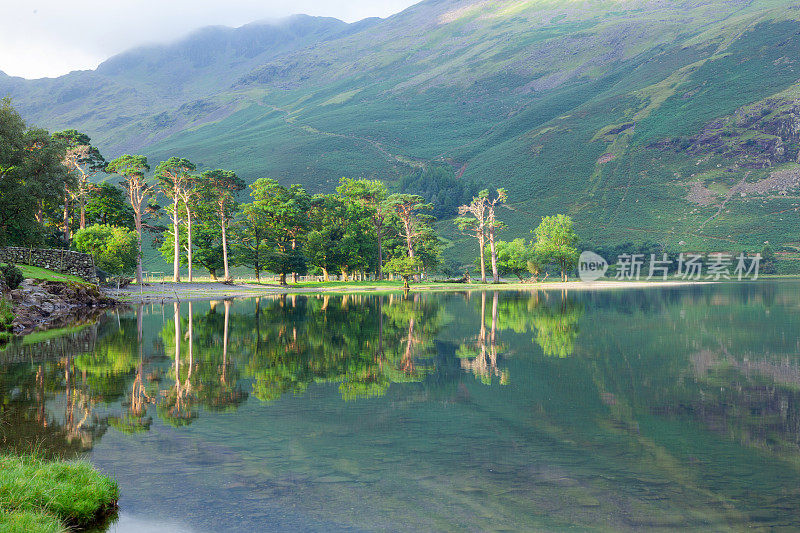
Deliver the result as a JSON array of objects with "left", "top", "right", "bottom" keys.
[
  {"left": 457, "top": 291, "right": 509, "bottom": 385},
  {"left": 4, "top": 286, "right": 800, "bottom": 479}
]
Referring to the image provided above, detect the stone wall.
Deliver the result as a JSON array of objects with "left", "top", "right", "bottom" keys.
[{"left": 0, "top": 247, "right": 97, "bottom": 282}]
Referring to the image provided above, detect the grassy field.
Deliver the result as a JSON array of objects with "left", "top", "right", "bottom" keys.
[{"left": 0, "top": 456, "right": 118, "bottom": 533}]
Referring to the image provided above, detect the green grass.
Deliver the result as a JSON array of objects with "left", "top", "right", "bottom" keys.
[
  {"left": 0, "top": 455, "right": 118, "bottom": 532},
  {"left": 0, "top": 509, "right": 64, "bottom": 533},
  {"left": 7, "top": 265, "right": 86, "bottom": 285}
]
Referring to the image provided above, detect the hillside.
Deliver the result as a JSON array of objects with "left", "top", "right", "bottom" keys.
[{"left": 3, "top": 0, "right": 800, "bottom": 260}]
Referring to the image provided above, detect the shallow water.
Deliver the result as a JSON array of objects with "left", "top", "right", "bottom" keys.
[{"left": 2, "top": 282, "right": 800, "bottom": 531}]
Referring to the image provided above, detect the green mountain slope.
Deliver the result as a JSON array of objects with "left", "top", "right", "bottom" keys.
[{"left": 3, "top": 0, "right": 800, "bottom": 259}]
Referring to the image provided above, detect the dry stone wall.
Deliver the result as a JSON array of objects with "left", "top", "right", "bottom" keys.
[{"left": 0, "top": 247, "right": 97, "bottom": 282}]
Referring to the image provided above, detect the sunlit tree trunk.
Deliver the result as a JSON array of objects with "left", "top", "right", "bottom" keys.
[
  {"left": 134, "top": 207, "right": 143, "bottom": 285},
  {"left": 172, "top": 198, "right": 181, "bottom": 282},
  {"left": 185, "top": 204, "right": 194, "bottom": 282},
  {"left": 478, "top": 230, "right": 487, "bottom": 283},
  {"left": 291, "top": 239, "right": 298, "bottom": 283},
  {"left": 63, "top": 193, "right": 71, "bottom": 242},
  {"left": 79, "top": 189, "right": 86, "bottom": 230},
  {"left": 376, "top": 221, "right": 384, "bottom": 280},
  {"left": 489, "top": 228, "right": 499, "bottom": 283},
  {"left": 221, "top": 211, "right": 231, "bottom": 282}
]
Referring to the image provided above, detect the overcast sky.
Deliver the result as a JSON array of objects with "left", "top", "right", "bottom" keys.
[{"left": 0, "top": 0, "right": 418, "bottom": 79}]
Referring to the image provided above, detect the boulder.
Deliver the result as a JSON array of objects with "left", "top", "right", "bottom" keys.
[{"left": 11, "top": 279, "right": 118, "bottom": 334}]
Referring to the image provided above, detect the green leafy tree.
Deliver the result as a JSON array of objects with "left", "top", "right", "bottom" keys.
[
  {"left": 73, "top": 224, "right": 138, "bottom": 277},
  {"left": 155, "top": 157, "right": 196, "bottom": 282},
  {"left": 51, "top": 130, "right": 106, "bottom": 230},
  {"left": 386, "top": 194, "right": 433, "bottom": 261},
  {"left": 485, "top": 189, "right": 508, "bottom": 283},
  {"left": 106, "top": 155, "right": 152, "bottom": 284},
  {"left": 385, "top": 256, "right": 423, "bottom": 289},
  {"left": 414, "top": 226, "right": 443, "bottom": 279},
  {"left": 481, "top": 238, "right": 531, "bottom": 281},
  {"left": 232, "top": 202, "right": 271, "bottom": 281},
  {"left": 159, "top": 220, "right": 224, "bottom": 279},
  {"left": 85, "top": 183, "right": 134, "bottom": 228},
  {"left": 533, "top": 215, "right": 579, "bottom": 282},
  {"left": 198, "top": 169, "right": 245, "bottom": 282},
  {"left": 337, "top": 178, "right": 389, "bottom": 279},
  {"left": 455, "top": 194, "right": 488, "bottom": 283},
  {"left": 305, "top": 192, "right": 375, "bottom": 281},
  {"left": 249, "top": 179, "right": 312, "bottom": 284}
]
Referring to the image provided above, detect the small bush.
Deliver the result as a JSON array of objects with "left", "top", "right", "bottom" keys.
[{"left": 0, "top": 264, "right": 23, "bottom": 290}]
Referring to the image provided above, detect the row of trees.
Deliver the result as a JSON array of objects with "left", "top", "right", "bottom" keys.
[
  {"left": 455, "top": 187, "right": 580, "bottom": 283},
  {"left": 0, "top": 100, "right": 444, "bottom": 284},
  {"left": 103, "top": 154, "right": 444, "bottom": 285},
  {"left": 2, "top": 98, "right": 580, "bottom": 284}
]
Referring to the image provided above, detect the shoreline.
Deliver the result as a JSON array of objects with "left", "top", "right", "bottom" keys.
[{"left": 107, "top": 278, "right": 736, "bottom": 304}]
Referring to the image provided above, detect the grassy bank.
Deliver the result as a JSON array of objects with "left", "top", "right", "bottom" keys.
[
  {"left": 14, "top": 265, "right": 86, "bottom": 284},
  {"left": 0, "top": 456, "right": 118, "bottom": 533}
]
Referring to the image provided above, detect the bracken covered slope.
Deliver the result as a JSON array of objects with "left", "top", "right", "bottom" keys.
[{"left": 3, "top": 0, "right": 800, "bottom": 254}]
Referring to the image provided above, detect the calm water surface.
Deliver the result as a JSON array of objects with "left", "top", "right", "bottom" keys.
[{"left": 2, "top": 283, "right": 800, "bottom": 531}]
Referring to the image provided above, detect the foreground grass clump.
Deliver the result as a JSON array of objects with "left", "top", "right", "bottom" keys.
[
  {"left": 0, "top": 508, "right": 64, "bottom": 533},
  {"left": 0, "top": 456, "right": 118, "bottom": 532}
]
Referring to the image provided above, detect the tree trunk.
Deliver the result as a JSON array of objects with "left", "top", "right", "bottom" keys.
[
  {"left": 186, "top": 205, "right": 193, "bottom": 282},
  {"left": 134, "top": 208, "right": 143, "bottom": 285},
  {"left": 341, "top": 269, "right": 350, "bottom": 282},
  {"left": 323, "top": 268, "right": 329, "bottom": 282},
  {"left": 478, "top": 231, "right": 487, "bottom": 283},
  {"left": 376, "top": 222, "right": 383, "bottom": 280},
  {"left": 79, "top": 192, "right": 86, "bottom": 230},
  {"left": 209, "top": 270, "right": 218, "bottom": 281},
  {"left": 63, "top": 193, "right": 70, "bottom": 242},
  {"left": 221, "top": 211, "right": 230, "bottom": 282},
  {"left": 173, "top": 199, "right": 181, "bottom": 283},
  {"left": 291, "top": 239, "right": 298, "bottom": 283},
  {"left": 489, "top": 229, "right": 499, "bottom": 283},
  {"left": 279, "top": 272, "right": 286, "bottom": 285}
]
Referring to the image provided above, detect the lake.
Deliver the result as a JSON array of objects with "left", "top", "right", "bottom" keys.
[{"left": 2, "top": 282, "right": 800, "bottom": 531}]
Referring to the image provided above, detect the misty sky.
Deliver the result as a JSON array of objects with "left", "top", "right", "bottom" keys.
[{"left": 0, "top": 0, "right": 418, "bottom": 79}]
